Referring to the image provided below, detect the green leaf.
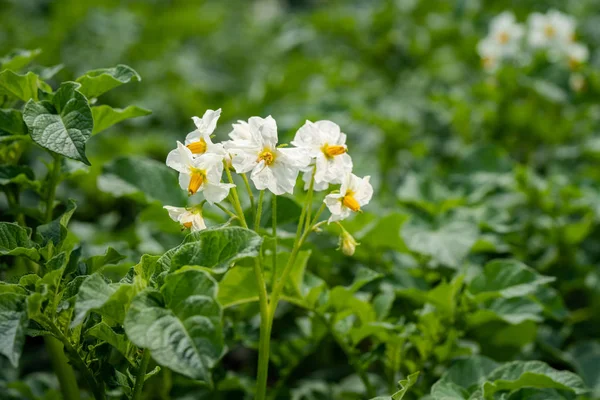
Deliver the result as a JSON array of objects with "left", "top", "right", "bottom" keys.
[
  {"left": 0, "top": 165, "right": 34, "bottom": 186},
  {"left": 85, "top": 247, "right": 126, "bottom": 274},
  {"left": 468, "top": 298, "right": 544, "bottom": 326},
  {"left": 431, "top": 380, "right": 469, "bottom": 400},
  {"left": 440, "top": 355, "right": 500, "bottom": 390},
  {"left": 157, "top": 227, "right": 263, "bottom": 274},
  {"left": 468, "top": 260, "right": 555, "bottom": 302},
  {"left": 76, "top": 64, "right": 141, "bottom": 98},
  {"left": 402, "top": 219, "right": 478, "bottom": 268},
  {"left": 0, "top": 293, "right": 27, "bottom": 367},
  {"left": 23, "top": 82, "right": 93, "bottom": 164},
  {"left": 370, "top": 372, "right": 420, "bottom": 400},
  {"left": 91, "top": 105, "right": 151, "bottom": 135},
  {"left": 87, "top": 322, "right": 133, "bottom": 363},
  {"left": 0, "top": 109, "right": 27, "bottom": 135},
  {"left": 483, "top": 361, "right": 587, "bottom": 396},
  {"left": 124, "top": 268, "right": 224, "bottom": 383},
  {"left": 36, "top": 199, "right": 77, "bottom": 249},
  {"left": 71, "top": 274, "right": 134, "bottom": 326},
  {"left": 0, "top": 222, "right": 39, "bottom": 261},
  {"left": 0, "top": 70, "right": 44, "bottom": 102},
  {"left": 217, "top": 266, "right": 258, "bottom": 308},
  {"left": 97, "top": 156, "right": 186, "bottom": 205},
  {"left": 568, "top": 341, "right": 600, "bottom": 398},
  {"left": 0, "top": 48, "right": 42, "bottom": 71}
]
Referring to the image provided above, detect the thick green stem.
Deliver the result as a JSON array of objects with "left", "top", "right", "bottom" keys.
[
  {"left": 45, "top": 337, "right": 80, "bottom": 400},
  {"left": 253, "top": 257, "right": 271, "bottom": 400},
  {"left": 132, "top": 349, "right": 152, "bottom": 400},
  {"left": 255, "top": 190, "right": 265, "bottom": 231},
  {"left": 271, "top": 194, "right": 277, "bottom": 290}
]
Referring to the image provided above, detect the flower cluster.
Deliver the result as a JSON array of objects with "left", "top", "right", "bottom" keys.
[
  {"left": 477, "top": 10, "right": 589, "bottom": 72},
  {"left": 163, "top": 109, "right": 373, "bottom": 232}
]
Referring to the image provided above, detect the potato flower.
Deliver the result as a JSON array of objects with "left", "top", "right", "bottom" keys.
[
  {"left": 163, "top": 206, "right": 206, "bottom": 232},
  {"left": 224, "top": 116, "right": 309, "bottom": 195},
  {"left": 176, "top": 108, "right": 225, "bottom": 157},
  {"left": 324, "top": 173, "right": 373, "bottom": 223},
  {"left": 166, "top": 142, "right": 234, "bottom": 203},
  {"left": 291, "top": 120, "right": 353, "bottom": 190},
  {"left": 528, "top": 10, "right": 576, "bottom": 51}
]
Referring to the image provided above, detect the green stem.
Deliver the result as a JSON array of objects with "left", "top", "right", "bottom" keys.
[
  {"left": 45, "top": 337, "right": 81, "bottom": 400},
  {"left": 242, "top": 173, "right": 255, "bottom": 219},
  {"left": 132, "top": 349, "right": 152, "bottom": 400},
  {"left": 224, "top": 161, "right": 248, "bottom": 228},
  {"left": 254, "top": 190, "right": 265, "bottom": 231},
  {"left": 44, "top": 154, "right": 61, "bottom": 223},
  {"left": 271, "top": 194, "right": 277, "bottom": 290},
  {"left": 254, "top": 257, "right": 271, "bottom": 400},
  {"left": 304, "top": 167, "right": 316, "bottom": 230},
  {"left": 215, "top": 202, "right": 237, "bottom": 219}
]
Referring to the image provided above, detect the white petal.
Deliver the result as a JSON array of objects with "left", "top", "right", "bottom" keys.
[
  {"left": 163, "top": 206, "right": 187, "bottom": 222},
  {"left": 190, "top": 214, "right": 207, "bottom": 232},
  {"left": 203, "top": 182, "right": 235, "bottom": 204},
  {"left": 270, "top": 162, "right": 298, "bottom": 194},
  {"left": 231, "top": 149, "right": 259, "bottom": 174},
  {"left": 291, "top": 120, "right": 322, "bottom": 149},
  {"left": 314, "top": 120, "right": 344, "bottom": 145},
  {"left": 192, "top": 108, "right": 221, "bottom": 134},
  {"left": 277, "top": 147, "right": 311, "bottom": 169},
  {"left": 166, "top": 142, "right": 193, "bottom": 173},
  {"left": 178, "top": 172, "right": 191, "bottom": 192},
  {"left": 302, "top": 169, "right": 329, "bottom": 191},
  {"left": 354, "top": 175, "right": 373, "bottom": 206},
  {"left": 250, "top": 161, "right": 276, "bottom": 192}
]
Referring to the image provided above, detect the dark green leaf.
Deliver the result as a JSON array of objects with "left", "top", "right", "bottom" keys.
[
  {"left": 0, "top": 109, "right": 27, "bottom": 135},
  {"left": 0, "top": 222, "right": 38, "bottom": 261},
  {"left": 71, "top": 274, "right": 134, "bottom": 326},
  {"left": 0, "top": 293, "right": 27, "bottom": 367}
]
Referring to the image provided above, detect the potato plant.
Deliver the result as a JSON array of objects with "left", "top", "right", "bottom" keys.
[{"left": 1, "top": 1, "right": 600, "bottom": 400}]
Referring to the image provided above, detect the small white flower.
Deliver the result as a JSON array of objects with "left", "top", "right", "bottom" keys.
[
  {"left": 166, "top": 142, "right": 234, "bottom": 204},
  {"left": 488, "top": 12, "right": 525, "bottom": 58},
  {"left": 566, "top": 42, "right": 589, "bottom": 69},
  {"left": 324, "top": 173, "right": 373, "bottom": 223},
  {"left": 224, "top": 116, "right": 310, "bottom": 195},
  {"left": 528, "top": 10, "right": 576, "bottom": 51},
  {"left": 163, "top": 206, "right": 206, "bottom": 232},
  {"left": 477, "top": 38, "right": 503, "bottom": 72},
  {"left": 291, "top": 120, "right": 353, "bottom": 190},
  {"left": 179, "top": 109, "right": 225, "bottom": 157}
]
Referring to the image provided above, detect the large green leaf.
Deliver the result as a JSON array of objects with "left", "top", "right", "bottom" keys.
[
  {"left": 483, "top": 361, "right": 587, "bottom": 396},
  {"left": 217, "top": 266, "right": 258, "bottom": 308},
  {"left": 91, "top": 105, "right": 151, "bottom": 135},
  {"left": 468, "top": 260, "right": 555, "bottom": 302},
  {"left": 124, "top": 268, "right": 223, "bottom": 383},
  {"left": 0, "top": 109, "right": 27, "bottom": 135},
  {"left": 440, "top": 356, "right": 500, "bottom": 391},
  {"left": 97, "top": 156, "right": 186, "bottom": 205},
  {"left": 23, "top": 82, "right": 93, "bottom": 165},
  {"left": 401, "top": 219, "right": 478, "bottom": 268},
  {"left": 0, "top": 70, "right": 46, "bottom": 102},
  {"left": 76, "top": 64, "right": 141, "bottom": 98},
  {"left": 0, "top": 222, "right": 39, "bottom": 261},
  {"left": 468, "top": 298, "right": 544, "bottom": 326},
  {"left": 157, "top": 227, "right": 263, "bottom": 274},
  {"left": 0, "top": 293, "right": 27, "bottom": 367},
  {"left": 71, "top": 274, "right": 134, "bottom": 326},
  {"left": 568, "top": 341, "right": 600, "bottom": 398}
]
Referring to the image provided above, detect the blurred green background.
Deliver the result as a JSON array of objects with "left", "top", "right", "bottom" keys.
[{"left": 3, "top": 0, "right": 600, "bottom": 398}]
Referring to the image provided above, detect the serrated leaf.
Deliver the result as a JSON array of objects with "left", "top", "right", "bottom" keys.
[
  {"left": 0, "top": 222, "right": 39, "bottom": 261},
  {"left": 76, "top": 64, "right": 141, "bottom": 98},
  {"left": 370, "top": 372, "right": 420, "bottom": 400},
  {"left": 71, "top": 274, "right": 134, "bottom": 327},
  {"left": 157, "top": 227, "right": 263, "bottom": 274},
  {"left": 97, "top": 156, "right": 186, "bottom": 205},
  {"left": 124, "top": 268, "right": 223, "bottom": 383},
  {"left": 468, "top": 259, "right": 555, "bottom": 302},
  {"left": 91, "top": 105, "right": 151, "bottom": 135},
  {"left": 0, "top": 109, "right": 27, "bottom": 135},
  {"left": 0, "top": 293, "right": 27, "bottom": 367},
  {"left": 0, "top": 70, "right": 42, "bottom": 102},
  {"left": 483, "top": 361, "right": 587, "bottom": 396},
  {"left": 0, "top": 49, "right": 41, "bottom": 71},
  {"left": 23, "top": 82, "right": 93, "bottom": 164}
]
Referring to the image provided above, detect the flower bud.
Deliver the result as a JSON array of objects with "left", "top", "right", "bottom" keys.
[{"left": 339, "top": 229, "right": 359, "bottom": 256}]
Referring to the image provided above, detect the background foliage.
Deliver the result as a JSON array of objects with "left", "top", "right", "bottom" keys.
[{"left": 1, "top": 0, "right": 600, "bottom": 399}]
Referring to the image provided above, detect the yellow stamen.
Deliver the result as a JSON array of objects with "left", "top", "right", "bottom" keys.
[
  {"left": 188, "top": 169, "right": 206, "bottom": 195},
  {"left": 342, "top": 192, "right": 360, "bottom": 212},
  {"left": 482, "top": 56, "right": 495, "bottom": 69},
  {"left": 322, "top": 143, "right": 347, "bottom": 159},
  {"left": 498, "top": 31, "right": 510, "bottom": 44},
  {"left": 182, "top": 221, "right": 193, "bottom": 229},
  {"left": 544, "top": 25, "right": 556, "bottom": 38},
  {"left": 186, "top": 138, "right": 207, "bottom": 154},
  {"left": 257, "top": 148, "right": 276, "bottom": 166}
]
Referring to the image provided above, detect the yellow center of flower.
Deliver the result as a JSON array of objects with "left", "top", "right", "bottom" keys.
[
  {"left": 188, "top": 168, "right": 206, "bottom": 195},
  {"left": 498, "top": 31, "right": 510, "bottom": 44},
  {"left": 186, "top": 138, "right": 207, "bottom": 154},
  {"left": 544, "top": 25, "right": 556, "bottom": 38},
  {"left": 257, "top": 148, "right": 276, "bottom": 166},
  {"left": 322, "top": 143, "right": 347, "bottom": 159},
  {"left": 342, "top": 191, "right": 360, "bottom": 212},
  {"left": 482, "top": 56, "right": 495, "bottom": 69},
  {"left": 182, "top": 221, "right": 193, "bottom": 229}
]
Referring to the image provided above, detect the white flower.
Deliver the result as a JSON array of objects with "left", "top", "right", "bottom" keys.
[
  {"left": 528, "top": 10, "right": 576, "bottom": 51},
  {"left": 180, "top": 109, "right": 225, "bottom": 157},
  {"left": 166, "top": 141, "right": 234, "bottom": 204},
  {"left": 163, "top": 206, "right": 206, "bottom": 232},
  {"left": 487, "top": 12, "right": 525, "bottom": 58},
  {"left": 224, "top": 116, "right": 310, "bottom": 195},
  {"left": 477, "top": 38, "right": 503, "bottom": 72},
  {"left": 324, "top": 173, "right": 373, "bottom": 223},
  {"left": 291, "top": 120, "right": 353, "bottom": 190},
  {"left": 566, "top": 42, "right": 589, "bottom": 69}
]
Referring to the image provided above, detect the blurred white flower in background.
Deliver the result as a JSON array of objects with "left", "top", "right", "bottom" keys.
[
  {"left": 163, "top": 206, "right": 206, "bottom": 232},
  {"left": 487, "top": 12, "right": 525, "bottom": 57},
  {"left": 225, "top": 116, "right": 310, "bottom": 195},
  {"left": 528, "top": 10, "right": 576, "bottom": 51},
  {"left": 565, "top": 42, "right": 589, "bottom": 69}
]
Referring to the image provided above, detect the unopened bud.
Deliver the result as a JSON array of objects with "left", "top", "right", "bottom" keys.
[{"left": 339, "top": 230, "right": 359, "bottom": 256}]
